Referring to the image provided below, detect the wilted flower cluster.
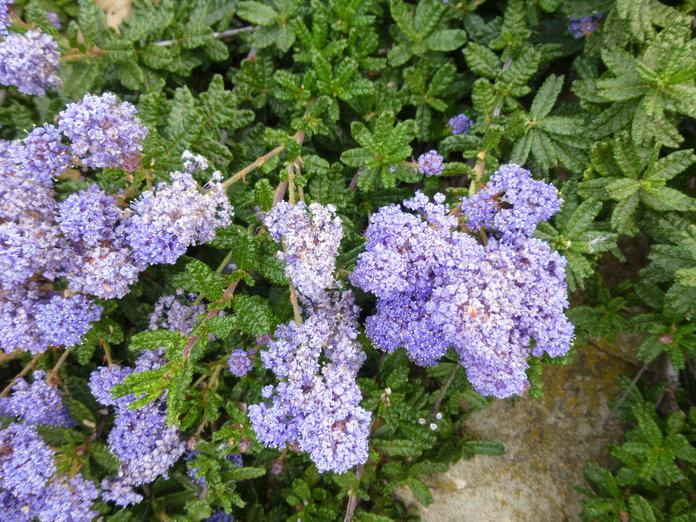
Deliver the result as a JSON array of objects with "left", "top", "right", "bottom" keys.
[
  {"left": 0, "top": 108, "right": 231, "bottom": 355},
  {"left": 263, "top": 201, "right": 343, "bottom": 300},
  {"left": 351, "top": 164, "right": 573, "bottom": 398},
  {"left": 0, "top": 422, "right": 99, "bottom": 521},
  {"left": 90, "top": 349, "right": 186, "bottom": 506},
  {"left": 568, "top": 14, "right": 604, "bottom": 38},
  {"left": 0, "top": 30, "right": 61, "bottom": 95}
]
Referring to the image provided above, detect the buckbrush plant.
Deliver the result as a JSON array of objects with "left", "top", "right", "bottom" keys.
[{"left": 0, "top": 0, "right": 694, "bottom": 520}]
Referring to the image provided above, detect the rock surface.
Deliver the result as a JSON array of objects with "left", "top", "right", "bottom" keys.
[{"left": 403, "top": 337, "right": 640, "bottom": 521}]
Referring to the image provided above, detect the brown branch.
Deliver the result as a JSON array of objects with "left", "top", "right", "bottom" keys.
[
  {"left": 430, "top": 365, "right": 461, "bottom": 421},
  {"left": 343, "top": 463, "right": 365, "bottom": 522}
]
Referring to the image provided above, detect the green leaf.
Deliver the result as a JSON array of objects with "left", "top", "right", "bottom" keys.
[
  {"left": 237, "top": 1, "right": 278, "bottom": 25},
  {"left": 171, "top": 259, "right": 228, "bottom": 301},
  {"left": 372, "top": 438, "right": 424, "bottom": 457},
  {"left": 425, "top": 30, "right": 467, "bottom": 52},
  {"left": 129, "top": 329, "right": 186, "bottom": 353},
  {"left": 233, "top": 294, "right": 276, "bottom": 336},
  {"left": 227, "top": 466, "right": 267, "bottom": 481},
  {"left": 463, "top": 43, "right": 501, "bottom": 80},
  {"left": 628, "top": 495, "right": 657, "bottom": 522},
  {"left": 88, "top": 441, "right": 119, "bottom": 472},
  {"left": 530, "top": 74, "right": 563, "bottom": 119},
  {"left": 408, "top": 477, "right": 434, "bottom": 506}
]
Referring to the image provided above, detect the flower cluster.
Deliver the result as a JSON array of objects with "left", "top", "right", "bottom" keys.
[
  {"left": 228, "top": 349, "right": 254, "bottom": 377},
  {"left": 448, "top": 114, "right": 472, "bottom": 135},
  {"left": 122, "top": 169, "right": 233, "bottom": 265},
  {"left": 0, "top": 30, "right": 61, "bottom": 95},
  {"left": 58, "top": 93, "right": 148, "bottom": 171},
  {"left": 351, "top": 165, "right": 573, "bottom": 398},
  {"left": 90, "top": 349, "right": 186, "bottom": 506},
  {"left": 0, "top": 370, "right": 74, "bottom": 427},
  {"left": 149, "top": 292, "right": 206, "bottom": 335},
  {"left": 249, "top": 291, "right": 371, "bottom": 473},
  {"left": 568, "top": 14, "right": 604, "bottom": 38},
  {"left": 251, "top": 201, "right": 370, "bottom": 473},
  {"left": 417, "top": 150, "right": 445, "bottom": 176},
  {"left": 262, "top": 201, "right": 343, "bottom": 301},
  {"left": 0, "top": 121, "right": 231, "bottom": 354},
  {"left": 0, "top": 0, "right": 12, "bottom": 35},
  {"left": 459, "top": 163, "right": 561, "bottom": 240},
  {"left": 0, "top": 422, "right": 98, "bottom": 521}
]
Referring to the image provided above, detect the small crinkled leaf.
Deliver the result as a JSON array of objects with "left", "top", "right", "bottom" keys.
[
  {"left": 234, "top": 294, "right": 276, "bottom": 336},
  {"left": 130, "top": 329, "right": 187, "bottom": 353},
  {"left": 171, "top": 259, "right": 228, "bottom": 301}
]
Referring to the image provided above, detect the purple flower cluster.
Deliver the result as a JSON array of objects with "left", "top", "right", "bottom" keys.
[
  {"left": 122, "top": 170, "right": 233, "bottom": 266},
  {"left": 148, "top": 292, "right": 205, "bottom": 335},
  {"left": 90, "top": 350, "right": 186, "bottom": 507},
  {"left": 460, "top": 163, "right": 561, "bottom": 239},
  {"left": 0, "top": 370, "right": 74, "bottom": 427},
  {"left": 0, "top": 422, "right": 98, "bottom": 521},
  {"left": 568, "top": 14, "right": 603, "bottom": 38},
  {"left": 23, "top": 124, "right": 70, "bottom": 184},
  {"left": 1, "top": 143, "right": 232, "bottom": 354},
  {"left": 417, "top": 150, "right": 444, "bottom": 177},
  {"left": 0, "top": 30, "right": 62, "bottom": 95},
  {"left": 249, "top": 290, "right": 371, "bottom": 473},
  {"left": 0, "top": 0, "right": 12, "bottom": 35},
  {"left": 448, "top": 114, "right": 472, "bottom": 135},
  {"left": 351, "top": 169, "right": 572, "bottom": 398},
  {"left": 262, "top": 202, "right": 343, "bottom": 300},
  {"left": 34, "top": 294, "right": 103, "bottom": 347},
  {"left": 228, "top": 349, "right": 254, "bottom": 377},
  {"left": 58, "top": 93, "right": 148, "bottom": 171}
]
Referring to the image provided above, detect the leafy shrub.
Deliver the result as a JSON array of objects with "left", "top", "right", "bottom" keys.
[{"left": 0, "top": 0, "right": 694, "bottom": 520}]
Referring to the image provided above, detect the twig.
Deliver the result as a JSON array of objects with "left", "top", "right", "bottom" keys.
[
  {"left": 289, "top": 285, "right": 303, "bottom": 325},
  {"left": 154, "top": 26, "right": 256, "bottom": 47},
  {"left": 101, "top": 339, "right": 113, "bottom": 368},
  {"left": 0, "top": 353, "right": 45, "bottom": 398},
  {"left": 48, "top": 346, "right": 74, "bottom": 378},
  {"left": 343, "top": 463, "right": 365, "bottom": 522},
  {"left": 430, "top": 365, "right": 461, "bottom": 421},
  {"left": 469, "top": 56, "right": 513, "bottom": 192},
  {"left": 222, "top": 131, "right": 305, "bottom": 189}
]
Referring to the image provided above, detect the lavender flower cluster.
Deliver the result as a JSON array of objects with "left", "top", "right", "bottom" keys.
[
  {"left": 262, "top": 201, "right": 343, "bottom": 300},
  {"left": 351, "top": 164, "right": 573, "bottom": 399},
  {"left": 0, "top": 29, "right": 61, "bottom": 95},
  {"left": 89, "top": 348, "right": 186, "bottom": 507},
  {"left": 448, "top": 114, "right": 472, "bottom": 135},
  {"left": 0, "top": 96, "right": 232, "bottom": 355},
  {"left": 0, "top": 0, "right": 12, "bottom": 35},
  {"left": 0, "top": 401, "right": 98, "bottom": 520},
  {"left": 249, "top": 291, "right": 371, "bottom": 473},
  {"left": 568, "top": 14, "right": 604, "bottom": 38},
  {"left": 0, "top": 370, "right": 74, "bottom": 427},
  {"left": 251, "top": 201, "right": 370, "bottom": 473}
]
